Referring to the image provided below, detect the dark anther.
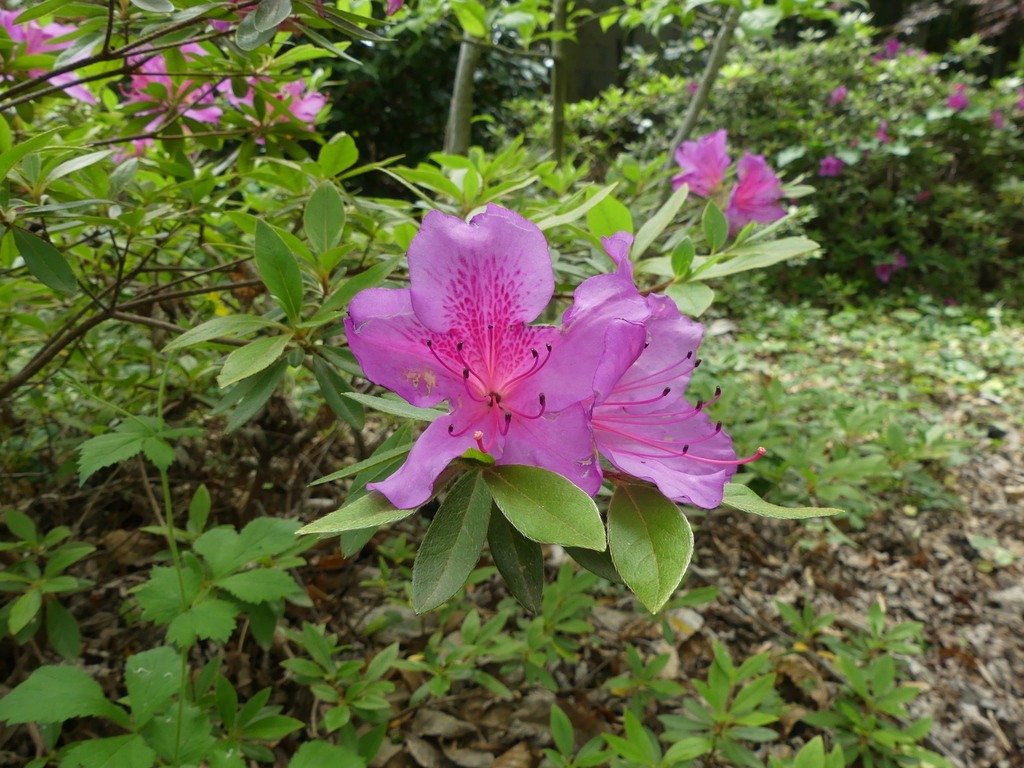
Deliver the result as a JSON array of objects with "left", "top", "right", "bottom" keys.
[
  {"left": 462, "top": 368, "right": 470, "bottom": 379},
  {"left": 661, "top": 387, "right": 671, "bottom": 396},
  {"left": 447, "top": 424, "right": 455, "bottom": 434},
  {"left": 714, "top": 386, "right": 722, "bottom": 397},
  {"left": 530, "top": 348, "right": 539, "bottom": 358},
  {"left": 545, "top": 344, "right": 552, "bottom": 352},
  {"left": 714, "top": 421, "right": 723, "bottom": 433},
  {"left": 686, "top": 351, "right": 693, "bottom": 359},
  {"left": 539, "top": 393, "right": 546, "bottom": 406},
  {"left": 456, "top": 342, "right": 464, "bottom": 351},
  {"left": 695, "top": 399, "right": 705, "bottom": 411},
  {"left": 681, "top": 445, "right": 690, "bottom": 455},
  {"left": 426, "top": 340, "right": 434, "bottom": 348},
  {"left": 694, "top": 358, "right": 702, "bottom": 368}
]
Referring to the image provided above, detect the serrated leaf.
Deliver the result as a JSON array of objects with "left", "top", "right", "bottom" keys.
[
  {"left": 62, "top": 735, "right": 156, "bottom": 768},
  {"left": 164, "top": 314, "right": 277, "bottom": 352},
  {"left": 167, "top": 598, "right": 238, "bottom": 646},
  {"left": 608, "top": 484, "right": 693, "bottom": 613},
  {"left": 0, "top": 666, "right": 126, "bottom": 725},
  {"left": 484, "top": 465, "right": 605, "bottom": 551},
  {"left": 487, "top": 508, "right": 543, "bottom": 612},
  {"left": 78, "top": 428, "right": 148, "bottom": 485},
  {"left": 298, "top": 491, "right": 416, "bottom": 535},
  {"left": 13, "top": 229, "right": 77, "bottom": 295},
  {"left": 216, "top": 334, "right": 292, "bottom": 388},
  {"left": 125, "top": 646, "right": 180, "bottom": 727},
  {"left": 216, "top": 569, "right": 299, "bottom": 603},
  {"left": 304, "top": 182, "right": 345, "bottom": 254},
  {"left": 254, "top": 221, "right": 304, "bottom": 322},
  {"left": 721, "top": 484, "right": 842, "bottom": 519},
  {"left": 412, "top": 472, "right": 491, "bottom": 613}
]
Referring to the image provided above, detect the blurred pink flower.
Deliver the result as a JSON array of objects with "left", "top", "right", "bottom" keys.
[
  {"left": 915, "top": 190, "right": 932, "bottom": 201},
  {"left": 1016, "top": 88, "right": 1024, "bottom": 111},
  {"left": 948, "top": 84, "right": 969, "bottom": 111},
  {"left": 828, "top": 85, "right": 848, "bottom": 106},
  {"left": 875, "top": 251, "right": 908, "bottom": 283},
  {"left": 0, "top": 10, "right": 96, "bottom": 103},
  {"left": 991, "top": 109, "right": 1006, "bottom": 129},
  {"left": 123, "top": 45, "right": 223, "bottom": 127},
  {"left": 725, "top": 153, "right": 785, "bottom": 234},
  {"left": 873, "top": 37, "right": 902, "bottom": 61},
  {"left": 386, "top": 0, "right": 404, "bottom": 14},
  {"left": 672, "top": 129, "right": 730, "bottom": 196},
  {"left": 818, "top": 155, "right": 845, "bottom": 177},
  {"left": 875, "top": 121, "right": 892, "bottom": 144},
  {"left": 223, "top": 76, "right": 326, "bottom": 133},
  {"left": 687, "top": 82, "right": 699, "bottom": 95}
]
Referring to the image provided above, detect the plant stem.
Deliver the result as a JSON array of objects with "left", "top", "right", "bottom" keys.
[
  {"left": 159, "top": 466, "right": 189, "bottom": 766},
  {"left": 444, "top": 33, "right": 483, "bottom": 155},
  {"left": 550, "top": 0, "right": 569, "bottom": 165}
]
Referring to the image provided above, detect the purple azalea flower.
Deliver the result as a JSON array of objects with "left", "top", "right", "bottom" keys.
[
  {"left": 123, "top": 45, "right": 223, "bottom": 127},
  {"left": 386, "top": 0, "right": 404, "bottom": 15},
  {"left": 875, "top": 251, "right": 908, "bottom": 283},
  {"left": 948, "top": 84, "right": 969, "bottom": 111},
  {"left": 672, "top": 129, "right": 730, "bottom": 196},
  {"left": 874, "top": 37, "right": 902, "bottom": 61},
  {"left": 0, "top": 11, "right": 95, "bottom": 103},
  {"left": 724, "top": 153, "right": 786, "bottom": 235},
  {"left": 875, "top": 121, "right": 892, "bottom": 144},
  {"left": 1016, "top": 88, "right": 1024, "bottom": 112},
  {"left": 818, "top": 155, "right": 845, "bottom": 177},
  {"left": 585, "top": 234, "right": 759, "bottom": 507},
  {"left": 344, "top": 205, "right": 648, "bottom": 509},
  {"left": 991, "top": 109, "right": 1006, "bottom": 130},
  {"left": 828, "top": 85, "right": 848, "bottom": 106}
]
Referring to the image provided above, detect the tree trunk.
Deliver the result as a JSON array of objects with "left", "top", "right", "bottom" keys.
[
  {"left": 444, "top": 34, "right": 482, "bottom": 155},
  {"left": 662, "top": 4, "right": 742, "bottom": 171},
  {"left": 551, "top": 0, "right": 569, "bottom": 164}
]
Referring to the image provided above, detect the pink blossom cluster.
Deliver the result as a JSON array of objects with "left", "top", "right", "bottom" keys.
[
  {"left": 345, "top": 205, "right": 757, "bottom": 510},
  {"left": 875, "top": 251, "right": 908, "bottom": 283},
  {"left": 671, "top": 130, "right": 786, "bottom": 236},
  {"left": 0, "top": 10, "right": 95, "bottom": 103},
  {"left": 118, "top": 43, "right": 326, "bottom": 155}
]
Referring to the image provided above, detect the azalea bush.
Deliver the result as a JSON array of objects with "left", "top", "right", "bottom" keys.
[{"left": 498, "top": 15, "right": 1024, "bottom": 303}]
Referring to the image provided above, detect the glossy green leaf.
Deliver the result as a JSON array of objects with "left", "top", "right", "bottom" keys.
[
  {"left": 484, "top": 465, "right": 605, "bottom": 551},
  {"left": 586, "top": 193, "right": 633, "bottom": 239},
  {"left": 487, "top": 506, "right": 543, "bottom": 612},
  {"left": 304, "top": 182, "right": 345, "bottom": 254},
  {"left": 129, "top": 0, "right": 174, "bottom": 10},
  {"left": 254, "top": 220, "right": 304, "bottom": 322},
  {"left": 163, "top": 314, "right": 277, "bottom": 352},
  {"left": 721, "top": 483, "right": 843, "bottom": 519},
  {"left": 253, "top": 0, "right": 291, "bottom": 31},
  {"left": 696, "top": 237, "right": 819, "bottom": 279},
  {"left": 216, "top": 334, "right": 292, "bottom": 389},
  {"left": 236, "top": 12, "right": 278, "bottom": 49},
  {"left": 451, "top": 0, "right": 488, "bottom": 38},
  {"left": 608, "top": 484, "right": 693, "bottom": 613},
  {"left": 412, "top": 472, "right": 492, "bottom": 613},
  {"left": 297, "top": 491, "right": 416, "bottom": 535},
  {"left": 632, "top": 182, "right": 689, "bottom": 259},
  {"left": 13, "top": 229, "right": 76, "bottom": 295},
  {"left": 342, "top": 392, "right": 442, "bottom": 422},
  {"left": 319, "top": 133, "right": 358, "bottom": 177},
  {"left": 665, "top": 281, "right": 715, "bottom": 318},
  {"left": 0, "top": 128, "right": 59, "bottom": 181}
]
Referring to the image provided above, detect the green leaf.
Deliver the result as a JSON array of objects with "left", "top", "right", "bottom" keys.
[
  {"left": 125, "top": 646, "right": 180, "bottom": 727},
  {"left": 484, "top": 465, "right": 605, "bottom": 551},
  {"left": 304, "top": 182, "right": 345, "bottom": 254},
  {"left": 319, "top": 134, "right": 358, "bottom": 177},
  {"left": 235, "top": 11, "right": 278, "bottom": 49},
  {"left": 632, "top": 182, "right": 690, "bottom": 259},
  {"left": 13, "top": 229, "right": 76, "bottom": 295},
  {"left": 163, "top": 315, "right": 278, "bottom": 352},
  {"left": 46, "top": 600, "right": 81, "bottom": 659},
  {"left": 253, "top": 0, "right": 291, "bottom": 31},
  {"left": 216, "top": 334, "right": 292, "bottom": 388},
  {"left": 451, "top": 0, "right": 488, "bottom": 38},
  {"left": 696, "top": 237, "right": 819, "bottom": 279},
  {"left": 254, "top": 220, "right": 304, "bottom": 322},
  {"left": 342, "top": 392, "right": 442, "bottom": 422},
  {"left": 608, "top": 484, "right": 693, "bottom": 614},
  {"left": 0, "top": 665, "right": 126, "bottom": 725},
  {"left": 44, "top": 150, "right": 115, "bottom": 185},
  {"left": 167, "top": 598, "right": 238, "bottom": 647},
  {"left": 535, "top": 183, "right": 618, "bottom": 231},
  {"left": 8, "top": 589, "right": 42, "bottom": 634},
  {"left": 565, "top": 545, "right": 622, "bottom": 584},
  {"left": 216, "top": 569, "right": 299, "bottom": 603},
  {"left": 221, "top": 359, "right": 288, "bottom": 432},
  {"left": 188, "top": 484, "right": 211, "bottom": 534},
  {"left": 665, "top": 281, "right": 715, "bottom": 318},
  {"left": 129, "top": 0, "right": 174, "bottom": 10},
  {"left": 670, "top": 238, "right": 695, "bottom": 278},
  {"left": 586, "top": 194, "right": 633, "bottom": 240},
  {"left": 297, "top": 491, "right": 417, "bottom": 535},
  {"left": 62, "top": 735, "right": 156, "bottom": 768},
  {"left": 412, "top": 472, "right": 491, "bottom": 613},
  {"left": 488, "top": 509, "right": 543, "bottom": 612},
  {"left": 289, "top": 741, "right": 366, "bottom": 768},
  {"left": 77, "top": 426, "right": 147, "bottom": 485},
  {"left": 702, "top": 201, "right": 728, "bottom": 253},
  {"left": 310, "top": 444, "right": 411, "bottom": 487},
  {"left": 4, "top": 510, "right": 37, "bottom": 543},
  {"left": 0, "top": 128, "right": 59, "bottom": 181},
  {"left": 243, "top": 713, "right": 304, "bottom": 740},
  {"left": 792, "top": 737, "right": 825, "bottom": 768},
  {"left": 721, "top": 484, "right": 843, "bottom": 519},
  {"left": 313, "top": 358, "right": 364, "bottom": 430}
]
